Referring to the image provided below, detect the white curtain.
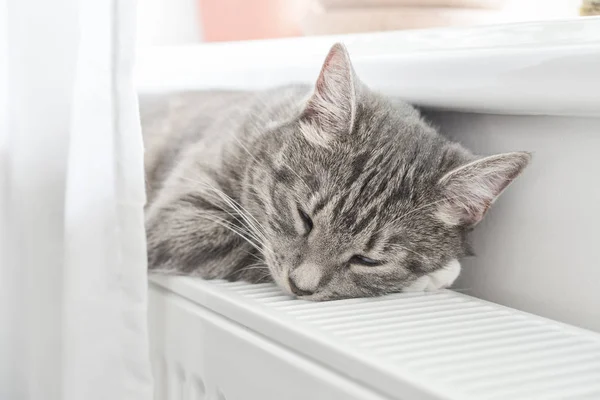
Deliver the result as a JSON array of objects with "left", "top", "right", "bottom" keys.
[{"left": 0, "top": 1, "right": 153, "bottom": 399}]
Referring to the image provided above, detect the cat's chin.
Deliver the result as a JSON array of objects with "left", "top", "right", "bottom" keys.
[{"left": 402, "top": 259, "right": 461, "bottom": 292}]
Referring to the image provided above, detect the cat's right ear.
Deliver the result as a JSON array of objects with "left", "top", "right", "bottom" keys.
[{"left": 300, "top": 43, "right": 359, "bottom": 147}]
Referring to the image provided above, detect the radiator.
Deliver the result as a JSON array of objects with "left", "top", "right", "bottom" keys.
[{"left": 149, "top": 277, "right": 600, "bottom": 400}]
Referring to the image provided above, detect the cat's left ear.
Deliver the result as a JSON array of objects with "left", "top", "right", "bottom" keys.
[
  {"left": 436, "top": 152, "right": 531, "bottom": 226},
  {"left": 300, "top": 43, "right": 360, "bottom": 146}
]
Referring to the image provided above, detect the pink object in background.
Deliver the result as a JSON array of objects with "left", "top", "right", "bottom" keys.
[{"left": 198, "top": 0, "right": 309, "bottom": 42}]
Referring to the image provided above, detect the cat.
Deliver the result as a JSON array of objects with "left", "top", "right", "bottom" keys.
[{"left": 141, "top": 43, "right": 530, "bottom": 301}]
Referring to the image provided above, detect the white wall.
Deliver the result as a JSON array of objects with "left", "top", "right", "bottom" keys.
[{"left": 425, "top": 111, "right": 600, "bottom": 333}]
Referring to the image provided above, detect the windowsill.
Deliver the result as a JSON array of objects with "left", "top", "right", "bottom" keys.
[{"left": 136, "top": 18, "right": 600, "bottom": 117}]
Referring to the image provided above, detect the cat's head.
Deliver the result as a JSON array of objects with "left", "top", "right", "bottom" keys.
[{"left": 249, "top": 43, "right": 530, "bottom": 300}]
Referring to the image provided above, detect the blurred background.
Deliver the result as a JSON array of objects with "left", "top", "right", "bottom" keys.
[{"left": 137, "top": 0, "right": 600, "bottom": 46}]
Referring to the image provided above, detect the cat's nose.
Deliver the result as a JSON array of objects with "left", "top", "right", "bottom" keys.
[{"left": 288, "top": 276, "right": 314, "bottom": 297}]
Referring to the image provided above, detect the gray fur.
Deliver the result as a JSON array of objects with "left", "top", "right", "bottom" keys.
[{"left": 142, "top": 43, "right": 530, "bottom": 300}]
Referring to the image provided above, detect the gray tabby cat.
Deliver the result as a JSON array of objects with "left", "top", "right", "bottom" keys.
[{"left": 142, "top": 43, "right": 530, "bottom": 300}]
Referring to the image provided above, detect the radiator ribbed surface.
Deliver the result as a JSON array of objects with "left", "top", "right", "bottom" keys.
[{"left": 154, "top": 277, "right": 600, "bottom": 400}]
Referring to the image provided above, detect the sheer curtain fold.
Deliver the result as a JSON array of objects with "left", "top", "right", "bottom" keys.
[{"left": 0, "top": 1, "right": 153, "bottom": 399}]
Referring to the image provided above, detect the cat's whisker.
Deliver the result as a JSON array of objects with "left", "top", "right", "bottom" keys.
[
  {"left": 255, "top": 272, "right": 274, "bottom": 283},
  {"left": 243, "top": 265, "right": 269, "bottom": 272},
  {"left": 227, "top": 266, "right": 273, "bottom": 282},
  {"left": 239, "top": 249, "right": 263, "bottom": 263},
  {"left": 205, "top": 215, "right": 275, "bottom": 264},
  {"left": 243, "top": 260, "right": 267, "bottom": 268},
  {"left": 175, "top": 174, "right": 275, "bottom": 259},
  {"left": 178, "top": 174, "right": 270, "bottom": 244},
  {"left": 201, "top": 183, "right": 266, "bottom": 238},
  {"left": 200, "top": 209, "right": 269, "bottom": 255},
  {"left": 176, "top": 174, "right": 259, "bottom": 230},
  {"left": 232, "top": 136, "right": 264, "bottom": 169},
  {"left": 221, "top": 213, "right": 269, "bottom": 253},
  {"left": 194, "top": 212, "right": 268, "bottom": 258},
  {"left": 245, "top": 264, "right": 267, "bottom": 269},
  {"left": 226, "top": 265, "right": 269, "bottom": 279},
  {"left": 201, "top": 218, "right": 265, "bottom": 258}
]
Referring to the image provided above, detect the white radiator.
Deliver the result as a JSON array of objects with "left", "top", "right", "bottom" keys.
[{"left": 149, "top": 277, "right": 600, "bottom": 400}]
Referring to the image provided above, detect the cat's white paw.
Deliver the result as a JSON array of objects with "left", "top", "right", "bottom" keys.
[{"left": 404, "top": 259, "right": 461, "bottom": 292}]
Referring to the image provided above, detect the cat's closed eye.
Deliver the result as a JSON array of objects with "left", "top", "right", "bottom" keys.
[
  {"left": 297, "top": 207, "right": 313, "bottom": 234},
  {"left": 349, "top": 255, "right": 384, "bottom": 266}
]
